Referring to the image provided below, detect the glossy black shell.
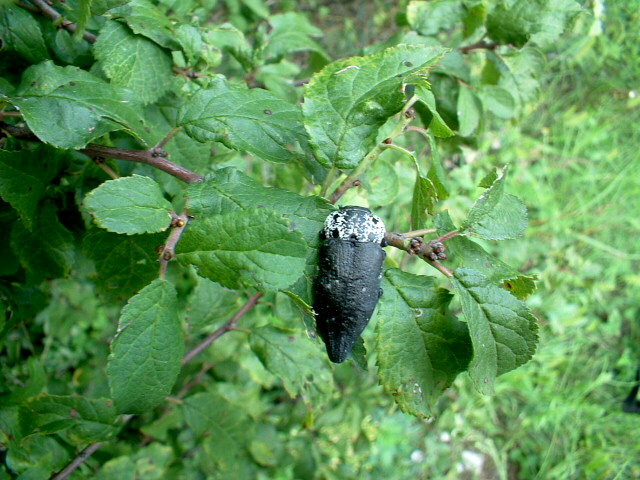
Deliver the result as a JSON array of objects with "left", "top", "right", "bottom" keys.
[{"left": 313, "top": 207, "right": 386, "bottom": 363}]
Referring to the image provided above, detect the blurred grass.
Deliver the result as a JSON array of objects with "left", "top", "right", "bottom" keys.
[{"left": 414, "top": 2, "right": 640, "bottom": 479}]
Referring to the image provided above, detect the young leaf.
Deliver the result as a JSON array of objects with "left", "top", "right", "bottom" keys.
[
  {"left": 413, "top": 84, "right": 455, "bottom": 137},
  {"left": 451, "top": 268, "right": 538, "bottom": 394},
  {"left": 249, "top": 325, "right": 333, "bottom": 399},
  {"left": 303, "top": 44, "right": 447, "bottom": 169},
  {"left": 435, "top": 210, "right": 536, "bottom": 299},
  {"left": 178, "top": 76, "right": 310, "bottom": 163},
  {"left": 84, "top": 175, "right": 174, "bottom": 235},
  {"left": 1, "top": 61, "right": 148, "bottom": 149},
  {"left": 0, "top": 147, "right": 64, "bottom": 231},
  {"left": 107, "top": 279, "right": 184, "bottom": 414},
  {"left": 176, "top": 208, "right": 307, "bottom": 291},
  {"left": 411, "top": 173, "right": 436, "bottom": 229},
  {"left": 461, "top": 166, "right": 527, "bottom": 240},
  {"left": 93, "top": 21, "right": 174, "bottom": 104},
  {"left": 376, "top": 269, "right": 473, "bottom": 417},
  {"left": 82, "top": 228, "right": 165, "bottom": 302}
]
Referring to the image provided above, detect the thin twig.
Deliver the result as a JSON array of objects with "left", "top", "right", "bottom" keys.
[
  {"left": 92, "top": 158, "right": 119, "bottom": 180},
  {"left": 182, "top": 292, "right": 263, "bottom": 365},
  {"left": 153, "top": 126, "right": 184, "bottom": 151},
  {"left": 433, "top": 230, "right": 460, "bottom": 243},
  {"left": 0, "top": 112, "right": 23, "bottom": 118},
  {"left": 51, "top": 293, "right": 263, "bottom": 479},
  {"left": 401, "top": 228, "right": 437, "bottom": 238},
  {"left": 28, "top": 0, "right": 97, "bottom": 43},
  {"left": 50, "top": 442, "right": 104, "bottom": 480},
  {"left": 459, "top": 40, "right": 497, "bottom": 53},
  {"left": 159, "top": 212, "right": 189, "bottom": 278}
]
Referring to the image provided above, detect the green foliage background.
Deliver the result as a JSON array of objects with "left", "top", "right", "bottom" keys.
[{"left": 0, "top": 0, "right": 639, "bottom": 479}]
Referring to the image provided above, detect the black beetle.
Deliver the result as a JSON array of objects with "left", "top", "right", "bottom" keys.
[{"left": 313, "top": 206, "right": 386, "bottom": 363}]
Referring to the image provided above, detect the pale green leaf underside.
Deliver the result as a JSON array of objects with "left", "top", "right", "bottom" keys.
[
  {"left": 451, "top": 268, "right": 538, "bottom": 394},
  {"left": 176, "top": 208, "right": 307, "bottom": 291},
  {"left": 376, "top": 269, "right": 472, "bottom": 418},
  {"left": 178, "top": 76, "right": 310, "bottom": 163},
  {"left": 107, "top": 279, "right": 184, "bottom": 414},
  {"left": 303, "top": 44, "right": 448, "bottom": 169},
  {"left": 1, "top": 61, "right": 148, "bottom": 149},
  {"left": 84, "top": 175, "right": 173, "bottom": 235}
]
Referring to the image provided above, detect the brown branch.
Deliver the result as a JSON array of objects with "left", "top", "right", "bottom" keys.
[
  {"left": 1, "top": 122, "right": 204, "bottom": 184},
  {"left": 159, "top": 212, "right": 189, "bottom": 278},
  {"left": 384, "top": 232, "right": 452, "bottom": 276},
  {"left": 328, "top": 179, "right": 361, "bottom": 205},
  {"left": 459, "top": 40, "right": 497, "bottom": 53},
  {"left": 28, "top": 0, "right": 97, "bottom": 43},
  {"left": 79, "top": 144, "right": 204, "bottom": 184},
  {"left": 50, "top": 293, "right": 263, "bottom": 480}
]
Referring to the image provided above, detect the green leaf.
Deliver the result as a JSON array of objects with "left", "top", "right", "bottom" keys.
[
  {"left": 0, "top": 5, "right": 48, "bottom": 63},
  {"left": 4, "top": 357, "right": 45, "bottom": 404},
  {"left": 184, "top": 276, "right": 242, "bottom": 331},
  {"left": 176, "top": 208, "right": 307, "bottom": 291},
  {"left": 303, "top": 44, "right": 447, "bottom": 169},
  {"left": 96, "top": 444, "right": 173, "bottom": 480},
  {"left": 1, "top": 61, "right": 148, "bottom": 149},
  {"left": 0, "top": 147, "right": 64, "bottom": 230},
  {"left": 107, "top": 279, "right": 184, "bottom": 414},
  {"left": 184, "top": 167, "right": 332, "bottom": 246},
  {"left": 82, "top": 228, "right": 165, "bottom": 302},
  {"left": 451, "top": 268, "right": 538, "bottom": 394},
  {"left": 84, "top": 175, "right": 173, "bottom": 235},
  {"left": 106, "top": 0, "right": 180, "bottom": 49},
  {"left": 487, "top": 0, "right": 582, "bottom": 48},
  {"left": 463, "top": 2, "right": 487, "bottom": 38},
  {"left": 406, "top": 0, "right": 464, "bottom": 36},
  {"left": 426, "top": 132, "right": 449, "bottom": 200},
  {"left": 457, "top": 85, "right": 481, "bottom": 136},
  {"left": 179, "top": 76, "right": 310, "bottom": 163},
  {"left": 249, "top": 325, "right": 333, "bottom": 398},
  {"left": 435, "top": 210, "right": 536, "bottom": 299},
  {"left": 413, "top": 84, "right": 455, "bottom": 137},
  {"left": 461, "top": 166, "right": 527, "bottom": 240},
  {"left": 201, "top": 23, "right": 253, "bottom": 71},
  {"left": 411, "top": 174, "right": 436, "bottom": 229},
  {"left": 263, "top": 12, "right": 329, "bottom": 61},
  {"left": 478, "top": 85, "right": 516, "bottom": 119},
  {"left": 496, "top": 48, "right": 546, "bottom": 107},
  {"left": 94, "top": 21, "right": 174, "bottom": 105},
  {"left": 11, "top": 203, "right": 75, "bottom": 282},
  {"left": 376, "top": 270, "right": 472, "bottom": 417},
  {"left": 26, "top": 395, "right": 119, "bottom": 445},
  {"left": 183, "top": 391, "right": 254, "bottom": 461}
]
